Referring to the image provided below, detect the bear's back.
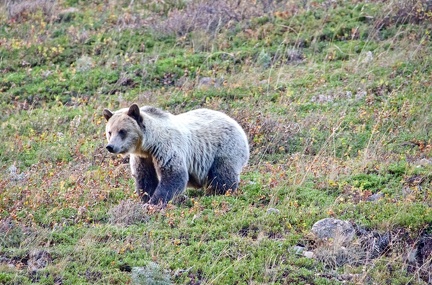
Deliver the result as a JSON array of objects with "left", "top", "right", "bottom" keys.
[{"left": 175, "top": 108, "right": 249, "bottom": 175}]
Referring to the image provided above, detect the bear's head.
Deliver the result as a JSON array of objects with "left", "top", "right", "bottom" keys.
[{"left": 103, "top": 104, "right": 143, "bottom": 155}]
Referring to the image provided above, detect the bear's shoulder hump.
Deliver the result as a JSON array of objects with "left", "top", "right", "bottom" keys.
[{"left": 141, "top": 106, "right": 168, "bottom": 118}]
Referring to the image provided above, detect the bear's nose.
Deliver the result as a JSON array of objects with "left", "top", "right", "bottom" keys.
[{"left": 106, "top": 145, "right": 115, "bottom": 153}]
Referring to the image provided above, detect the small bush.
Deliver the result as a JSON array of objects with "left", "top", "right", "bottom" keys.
[
  {"left": 386, "top": 0, "right": 432, "bottom": 26},
  {"left": 150, "top": 0, "right": 271, "bottom": 37},
  {"left": 0, "top": 218, "right": 23, "bottom": 248},
  {"left": 5, "top": 0, "right": 56, "bottom": 22},
  {"left": 235, "top": 111, "right": 300, "bottom": 160},
  {"left": 107, "top": 199, "right": 149, "bottom": 225},
  {"left": 131, "top": 262, "right": 171, "bottom": 285}
]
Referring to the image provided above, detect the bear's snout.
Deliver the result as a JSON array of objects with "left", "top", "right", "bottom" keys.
[{"left": 106, "top": 145, "right": 115, "bottom": 153}]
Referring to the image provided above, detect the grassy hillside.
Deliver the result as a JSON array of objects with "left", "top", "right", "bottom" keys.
[{"left": 1, "top": 0, "right": 431, "bottom": 284}]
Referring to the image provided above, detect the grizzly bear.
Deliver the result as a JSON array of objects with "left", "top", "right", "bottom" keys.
[{"left": 103, "top": 104, "right": 249, "bottom": 205}]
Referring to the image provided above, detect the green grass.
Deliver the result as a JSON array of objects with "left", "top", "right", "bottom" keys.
[{"left": 1, "top": 0, "right": 432, "bottom": 284}]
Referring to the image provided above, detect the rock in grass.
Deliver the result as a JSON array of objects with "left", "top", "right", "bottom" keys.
[
  {"left": 266, "top": 207, "right": 280, "bottom": 214},
  {"left": 366, "top": 192, "right": 383, "bottom": 202},
  {"left": 131, "top": 262, "right": 171, "bottom": 285},
  {"left": 197, "top": 77, "right": 224, "bottom": 89},
  {"left": 303, "top": 251, "right": 315, "bottom": 258},
  {"left": 290, "top": 245, "right": 305, "bottom": 255},
  {"left": 311, "top": 218, "right": 355, "bottom": 245}
]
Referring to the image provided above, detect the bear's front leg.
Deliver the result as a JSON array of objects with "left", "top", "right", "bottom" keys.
[
  {"left": 130, "top": 155, "right": 159, "bottom": 203},
  {"left": 148, "top": 160, "right": 188, "bottom": 205}
]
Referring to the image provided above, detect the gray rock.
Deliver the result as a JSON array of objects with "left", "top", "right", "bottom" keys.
[
  {"left": 197, "top": 77, "right": 224, "bottom": 89},
  {"left": 291, "top": 245, "right": 305, "bottom": 255},
  {"left": 266, "top": 208, "right": 280, "bottom": 214},
  {"left": 311, "top": 218, "right": 355, "bottom": 245},
  {"left": 363, "top": 51, "right": 373, "bottom": 63},
  {"left": 303, "top": 251, "right": 315, "bottom": 258},
  {"left": 367, "top": 192, "right": 383, "bottom": 202}
]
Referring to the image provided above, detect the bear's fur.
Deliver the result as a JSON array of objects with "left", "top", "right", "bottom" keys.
[{"left": 103, "top": 104, "right": 249, "bottom": 205}]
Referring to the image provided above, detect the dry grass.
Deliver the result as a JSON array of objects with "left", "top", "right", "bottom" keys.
[
  {"left": 107, "top": 199, "right": 149, "bottom": 225},
  {"left": 4, "top": 0, "right": 57, "bottom": 22},
  {"left": 149, "top": 0, "right": 275, "bottom": 37}
]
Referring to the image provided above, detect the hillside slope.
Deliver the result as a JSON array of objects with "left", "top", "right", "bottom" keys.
[{"left": 1, "top": 0, "right": 431, "bottom": 284}]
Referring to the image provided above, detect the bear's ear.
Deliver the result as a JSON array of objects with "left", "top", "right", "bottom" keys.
[
  {"left": 103, "top": 109, "right": 113, "bottom": 121},
  {"left": 127, "top": 104, "right": 143, "bottom": 124}
]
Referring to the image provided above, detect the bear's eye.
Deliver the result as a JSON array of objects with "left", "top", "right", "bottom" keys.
[
  {"left": 118, "top": 129, "right": 127, "bottom": 139},
  {"left": 108, "top": 131, "right": 112, "bottom": 137}
]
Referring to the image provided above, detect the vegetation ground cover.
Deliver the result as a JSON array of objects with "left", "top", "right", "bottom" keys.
[{"left": 1, "top": 0, "right": 431, "bottom": 284}]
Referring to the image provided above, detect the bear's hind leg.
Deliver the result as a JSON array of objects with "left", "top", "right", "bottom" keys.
[
  {"left": 207, "top": 158, "right": 240, "bottom": 195},
  {"left": 130, "top": 155, "right": 159, "bottom": 203}
]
